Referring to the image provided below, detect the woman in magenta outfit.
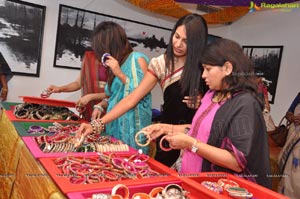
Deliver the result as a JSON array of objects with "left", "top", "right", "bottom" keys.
[{"left": 143, "top": 38, "right": 272, "bottom": 189}]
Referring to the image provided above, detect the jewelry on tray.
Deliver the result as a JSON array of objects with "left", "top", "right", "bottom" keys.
[{"left": 201, "top": 181, "right": 223, "bottom": 194}]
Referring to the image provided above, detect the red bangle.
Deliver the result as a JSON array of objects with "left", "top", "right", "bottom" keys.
[
  {"left": 122, "top": 161, "right": 137, "bottom": 175},
  {"left": 54, "top": 156, "right": 67, "bottom": 165},
  {"left": 86, "top": 173, "right": 104, "bottom": 184},
  {"left": 128, "top": 152, "right": 149, "bottom": 163},
  {"left": 101, "top": 170, "right": 119, "bottom": 181},
  {"left": 83, "top": 157, "right": 99, "bottom": 165},
  {"left": 70, "top": 173, "right": 86, "bottom": 184},
  {"left": 112, "top": 158, "right": 124, "bottom": 170},
  {"left": 111, "top": 184, "right": 130, "bottom": 199},
  {"left": 159, "top": 135, "right": 172, "bottom": 151}
]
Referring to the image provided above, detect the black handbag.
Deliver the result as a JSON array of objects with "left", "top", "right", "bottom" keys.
[{"left": 268, "top": 117, "right": 290, "bottom": 147}]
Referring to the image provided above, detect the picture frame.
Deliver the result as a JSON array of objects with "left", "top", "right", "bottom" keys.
[
  {"left": 55, "top": 4, "right": 221, "bottom": 70},
  {"left": 54, "top": 4, "right": 171, "bottom": 70},
  {"left": 0, "top": 0, "right": 45, "bottom": 77},
  {"left": 243, "top": 45, "right": 284, "bottom": 104}
]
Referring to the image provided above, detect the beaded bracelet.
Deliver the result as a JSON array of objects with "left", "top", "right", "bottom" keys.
[
  {"left": 201, "top": 181, "right": 223, "bottom": 194},
  {"left": 90, "top": 119, "right": 105, "bottom": 134}
]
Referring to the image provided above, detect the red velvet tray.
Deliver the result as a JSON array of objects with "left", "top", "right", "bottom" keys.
[
  {"left": 178, "top": 172, "right": 289, "bottom": 199},
  {"left": 22, "top": 136, "right": 136, "bottom": 159},
  {"left": 20, "top": 96, "right": 76, "bottom": 107},
  {"left": 39, "top": 154, "right": 178, "bottom": 194},
  {"left": 66, "top": 180, "right": 202, "bottom": 199}
]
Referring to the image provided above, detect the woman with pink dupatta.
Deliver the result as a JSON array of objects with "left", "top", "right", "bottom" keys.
[{"left": 142, "top": 38, "right": 271, "bottom": 189}]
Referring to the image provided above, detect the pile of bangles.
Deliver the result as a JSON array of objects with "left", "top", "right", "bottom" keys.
[
  {"left": 14, "top": 103, "right": 80, "bottom": 121},
  {"left": 54, "top": 152, "right": 161, "bottom": 184},
  {"left": 90, "top": 183, "right": 188, "bottom": 199},
  {"left": 30, "top": 122, "right": 129, "bottom": 153},
  {"left": 201, "top": 178, "right": 253, "bottom": 198}
]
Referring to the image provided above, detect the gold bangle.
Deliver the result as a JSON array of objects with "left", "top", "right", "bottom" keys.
[{"left": 135, "top": 131, "right": 151, "bottom": 147}]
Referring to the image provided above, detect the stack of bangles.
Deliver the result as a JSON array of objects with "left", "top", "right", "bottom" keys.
[
  {"left": 91, "top": 183, "right": 188, "bottom": 199},
  {"left": 135, "top": 131, "right": 172, "bottom": 151},
  {"left": 201, "top": 178, "right": 253, "bottom": 198},
  {"left": 91, "top": 119, "right": 105, "bottom": 134},
  {"left": 32, "top": 122, "right": 129, "bottom": 153},
  {"left": 53, "top": 152, "right": 160, "bottom": 184},
  {"left": 13, "top": 103, "right": 80, "bottom": 121}
]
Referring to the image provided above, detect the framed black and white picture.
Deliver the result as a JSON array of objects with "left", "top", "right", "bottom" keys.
[
  {"left": 243, "top": 45, "right": 283, "bottom": 104},
  {"left": 0, "top": 0, "right": 45, "bottom": 77},
  {"left": 54, "top": 4, "right": 171, "bottom": 70}
]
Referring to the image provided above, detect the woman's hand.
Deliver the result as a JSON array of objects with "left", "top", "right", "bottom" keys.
[
  {"left": 142, "top": 124, "right": 172, "bottom": 140},
  {"left": 91, "top": 108, "right": 102, "bottom": 120},
  {"left": 75, "top": 123, "right": 93, "bottom": 147},
  {"left": 165, "top": 132, "right": 194, "bottom": 150},
  {"left": 104, "top": 56, "right": 122, "bottom": 76},
  {"left": 46, "top": 85, "right": 61, "bottom": 94},
  {"left": 76, "top": 95, "right": 90, "bottom": 108},
  {"left": 183, "top": 94, "right": 201, "bottom": 109}
]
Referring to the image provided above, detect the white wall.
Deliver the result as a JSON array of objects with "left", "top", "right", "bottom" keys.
[
  {"left": 6, "top": 0, "right": 173, "bottom": 109},
  {"left": 208, "top": 9, "right": 300, "bottom": 123},
  {"left": 5, "top": 0, "right": 300, "bottom": 123}
]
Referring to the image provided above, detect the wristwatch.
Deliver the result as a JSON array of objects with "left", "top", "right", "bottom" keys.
[{"left": 191, "top": 139, "right": 199, "bottom": 153}]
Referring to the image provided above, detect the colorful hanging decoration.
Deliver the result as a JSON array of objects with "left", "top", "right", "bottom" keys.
[{"left": 125, "top": 0, "right": 249, "bottom": 24}]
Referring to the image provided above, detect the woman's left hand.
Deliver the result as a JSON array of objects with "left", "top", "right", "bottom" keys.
[
  {"left": 76, "top": 95, "right": 90, "bottom": 108},
  {"left": 165, "top": 132, "right": 194, "bottom": 150},
  {"left": 105, "top": 56, "right": 122, "bottom": 76},
  {"left": 141, "top": 124, "right": 171, "bottom": 140}
]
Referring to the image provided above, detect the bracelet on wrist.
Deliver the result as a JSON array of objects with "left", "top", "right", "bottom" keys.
[
  {"left": 90, "top": 119, "right": 105, "bottom": 134},
  {"left": 101, "top": 98, "right": 109, "bottom": 104},
  {"left": 93, "top": 104, "right": 104, "bottom": 112}
]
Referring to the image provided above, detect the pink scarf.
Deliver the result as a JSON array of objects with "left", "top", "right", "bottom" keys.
[{"left": 180, "top": 90, "right": 221, "bottom": 173}]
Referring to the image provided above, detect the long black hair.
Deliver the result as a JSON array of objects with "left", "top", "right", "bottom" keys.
[{"left": 165, "top": 14, "right": 208, "bottom": 97}]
